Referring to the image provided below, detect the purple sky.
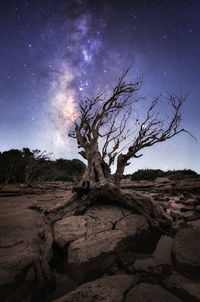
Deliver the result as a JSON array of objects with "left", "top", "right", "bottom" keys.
[{"left": 0, "top": 0, "right": 200, "bottom": 173}]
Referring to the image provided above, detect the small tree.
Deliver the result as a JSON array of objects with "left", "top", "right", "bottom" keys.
[
  {"left": 22, "top": 148, "right": 51, "bottom": 185},
  {"left": 68, "top": 69, "right": 191, "bottom": 231}
]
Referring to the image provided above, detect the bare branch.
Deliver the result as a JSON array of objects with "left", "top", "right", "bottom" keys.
[
  {"left": 68, "top": 66, "right": 192, "bottom": 186},
  {"left": 114, "top": 93, "right": 191, "bottom": 181}
]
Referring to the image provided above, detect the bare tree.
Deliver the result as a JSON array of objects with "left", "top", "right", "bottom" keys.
[
  {"left": 68, "top": 69, "right": 190, "bottom": 231},
  {"left": 23, "top": 149, "right": 52, "bottom": 185}
]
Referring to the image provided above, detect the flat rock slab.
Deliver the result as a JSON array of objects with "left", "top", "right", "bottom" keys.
[
  {"left": 124, "top": 283, "right": 182, "bottom": 302},
  {"left": 172, "top": 228, "right": 200, "bottom": 278},
  {"left": 85, "top": 205, "right": 131, "bottom": 223},
  {"left": 187, "top": 219, "right": 200, "bottom": 228},
  {"left": 115, "top": 214, "right": 150, "bottom": 236},
  {"left": 0, "top": 206, "right": 53, "bottom": 302},
  {"left": 133, "top": 257, "right": 171, "bottom": 278},
  {"left": 52, "top": 275, "right": 139, "bottom": 302},
  {"left": 54, "top": 205, "right": 131, "bottom": 247},
  {"left": 54, "top": 216, "right": 87, "bottom": 247},
  {"left": 67, "top": 215, "right": 150, "bottom": 282},
  {"left": 162, "top": 271, "right": 200, "bottom": 302}
]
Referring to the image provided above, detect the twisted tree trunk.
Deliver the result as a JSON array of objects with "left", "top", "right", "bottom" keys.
[{"left": 71, "top": 153, "right": 171, "bottom": 233}]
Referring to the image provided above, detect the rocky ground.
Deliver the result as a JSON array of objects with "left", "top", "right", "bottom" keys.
[{"left": 0, "top": 175, "right": 200, "bottom": 302}]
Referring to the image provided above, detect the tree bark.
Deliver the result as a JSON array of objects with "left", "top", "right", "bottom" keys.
[
  {"left": 75, "top": 147, "right": 112, "bottom": 194},
  {"left": 72, "top": 171, "right": 171, "bottom": 233}
]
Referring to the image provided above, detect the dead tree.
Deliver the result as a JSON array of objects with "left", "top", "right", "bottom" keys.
[
  {"left": 67, "top": 69, "right": 190, "bottom": 231},
  {"left": 24, "top": 149, "right": 51, "bottom": 185}
]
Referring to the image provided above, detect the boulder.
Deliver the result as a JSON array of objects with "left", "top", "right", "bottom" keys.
[
  {"left": 52, "top": 275, "right": 139, "bottom": 302},
  {"left": 85, "top": 205, "right": 131, "bottom": 223},
  {"left": 153, "top": 235, "right": 173, "bottom": 264},
  {"left": 67, "top": 215, "right": 150, "bottom": 282},
  {"left": 162, "top": 271, "right": 200, "bottom": 302},
  {"left": 172, "top": 228, "right": 200, "bottom": 277},
  {"left": 54, "top": 216, "right": 87, "bottom": 247},
  {"left": 0, "top": 207, "right": 54, "bottom": 302},
  {"left": 115, "top": 214, "right": 150, "bottom": 236},
  {"left": 124, "top": 282, "right": 182, "bottom": 302},
  {"left": 67, "top": 230, "right": 128, "bottom": 282},
  {"left": 54, "top": 206, "right": 130, "bottom": 247},
  {"left": 133, "top": 257, "right": 171, "bottom": 278}
]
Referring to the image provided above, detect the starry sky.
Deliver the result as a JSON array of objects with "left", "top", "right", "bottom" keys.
[{"left": 0, "top": 0, "right": 200, "bottom": 173}]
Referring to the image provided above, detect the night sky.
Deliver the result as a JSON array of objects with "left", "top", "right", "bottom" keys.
[{"left": 0, "top": 0, "right": 200, "bottom": 173}]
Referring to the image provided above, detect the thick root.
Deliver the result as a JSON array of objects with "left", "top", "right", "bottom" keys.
[{"left": 72, "top": 181, "right": 172, "bottom": 233}]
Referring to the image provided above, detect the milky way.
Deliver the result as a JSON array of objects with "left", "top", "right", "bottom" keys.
[{"left": 0, "top": 0, "right": 200, "bottom": 173}]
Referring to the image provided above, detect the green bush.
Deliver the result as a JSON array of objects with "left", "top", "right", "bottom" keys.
[
  {"left": 167, "top": 169, "right": 197, "bottom": 176},
  {"left": 131, "top": 169, "right": 164, "bottom": 181},
  {"left": 130, "top": 168, "right": 198, "bottom": 181}
]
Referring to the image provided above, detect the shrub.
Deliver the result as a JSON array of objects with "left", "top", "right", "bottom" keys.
[{"left": 130, "top": 169, "right": 164, "bottom": 181}]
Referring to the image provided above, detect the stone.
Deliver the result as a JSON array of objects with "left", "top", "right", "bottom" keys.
[
  {"left": 115, "top": 214, "right": 150, "bottom": 237},
  {"left": 182, "top": 198, "right": 199, "bottom": 205},
  {"left": 162, "top": 271, "right": 200, "bottom": 302},
  {"left": 67, "top": 230, "right": 128, "bottom": 282},
  {"left": 124, "top": 282, "right": 182, "bottom": 302},
  {"left": 187, "top": 219, "right": 200, "bottom": 228},
  {"left": 0, "top": 207, "right": 54, "bottom": 302},
  {"left": 85, "top": 205, "right": 131, "bottom": 224},
  {"left": 155, "top": 177, "right": 170, "bottom": 183},
  {"left": 118, "top": 252, "right": 152, "bottom": 269},
  {"left": 54, "top": 216, "right": 87, "bottom": 247},
  {"left": 54, "top": 205, "right": 129, "bottom": 247},
  {"left": 180, "top": 205, "right": 195, "bottom": 212},
  {"left": 67, "top": 215, "right": 150, "bottom": 282},
  {"left": 172, "top": 228, "right": 200, "bottom": 277},
  {"left": 52, "top": 275, "right": 139, "bottom": 302},
  {"left": 153, "top": 235, "right": 173, "bottom": 264},
  {"left": 133, "top": 257, "right": 171, "bottom": 278},
  {"left": 46, "top": 273, "right": 77, "bottom": 301}
]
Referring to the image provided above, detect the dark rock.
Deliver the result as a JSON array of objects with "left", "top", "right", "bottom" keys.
[
  {"left": 132, "top": 235, "right": 173, "bottom": 277},
  {"left": 115, "top": 214, "right": 150, "bottom": 237},
  {"left": 172, "top": 220, "right": 186, "bottom": 232},
  {"left": 187, "top": 219, "right": 200, "bottom": 229},
  {"left": 133, "top": 257, "right": 171, "bottom": 278},
  {"left": 153, "top": 235, "right": 173, "bottom": 264},
  {"left": 67, "top": 230, "right": 131, "bottom": 282},
  {"left": 54, "top": 206, "right": 129, "bottom": 248},
  {"left": 54, "top": 216, "right": 87, "bottom": 247},
  {"left": 118, "top": 252, "right": 152, "bottom": 269},
  {"left": 124, "top": 282, "right": 182, "bottom": 302},
  {"left": 162, "top": 271, "right": 200, "bottom": 302},
  {"left": 172, "top": 228, "right": 200, "bottom": 278},
  {"left": 180, "top": 205, "right": 195, "bottom": 212},
  {"left": 52, "top": 275, "right": 139, "bottom": 302},
  {"left": 182, "top": 198, "right": 199, "bottom": 205},
  {"left": 0, "top": 207, "right": 54, "bottom": 302},
  {"left": 85, "top": 205, "right": 131, "bottom": 223},
  {"left": 46, "top": 273, "right": 77, "bottom": 301},
  {"left": 67, "top": 215, "right": 150, "bottom": 283}
]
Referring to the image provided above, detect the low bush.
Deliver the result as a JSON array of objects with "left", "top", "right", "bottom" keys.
[
  {"left": 130, "top": 169, "right": 164, "bottom": 181},
  {"left": 129, "top": 169, "right": 198, "bottom": 181}
]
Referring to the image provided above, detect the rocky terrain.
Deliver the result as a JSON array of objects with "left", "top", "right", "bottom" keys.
[{"left": 0, "top": 175, "right": 200, "bottom": 302}]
